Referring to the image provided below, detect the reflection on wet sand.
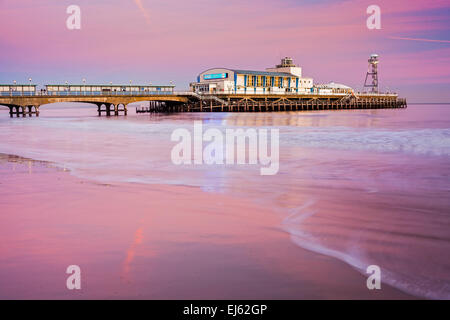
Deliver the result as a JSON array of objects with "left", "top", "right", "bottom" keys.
[{"left": 123, "top": 226, "right": 144, "bottom": 280}]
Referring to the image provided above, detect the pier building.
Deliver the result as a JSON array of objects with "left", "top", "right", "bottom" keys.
[
  {"left": 0, "top": 84, "right": 36, "bottom": 96},
  {"left": 0, "top": 55, "right": 406, "bottom": 117},
  {"left": 190, "top": 57, "right": 314, "bottom": 94},
  {"left": 45, "top": 84, "right": 174, "bottom": 95}
]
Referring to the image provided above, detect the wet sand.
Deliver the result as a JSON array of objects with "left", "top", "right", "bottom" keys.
[{"left": 0, "top": 155, "right": 413, "bottom": 299}]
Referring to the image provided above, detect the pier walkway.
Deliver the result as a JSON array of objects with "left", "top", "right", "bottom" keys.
[{"left": 0, "top": 91, "right": 406, "bottom": 117}]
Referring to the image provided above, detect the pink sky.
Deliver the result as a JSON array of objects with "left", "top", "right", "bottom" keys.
[{"left": 0, "top": 0, "right": 449, "bottom": 102}]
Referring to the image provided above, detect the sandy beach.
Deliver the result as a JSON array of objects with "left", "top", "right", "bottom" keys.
[{"left": 0, "top": 154, "right": 413, "bottom": 299}]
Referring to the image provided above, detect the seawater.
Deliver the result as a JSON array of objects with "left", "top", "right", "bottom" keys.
[{"left": 0, "top": 103, "right": 449, "bottom": 299}]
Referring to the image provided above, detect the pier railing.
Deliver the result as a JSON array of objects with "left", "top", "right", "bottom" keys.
[
  {"left": 175, "top": 92, "right": 229, "bottom": 105},
  {"left": 1, "top": 90, "right": 399, "bottom": 98},
  {"left": 1, "top": 91, "right": 175, "bottom": 97}
]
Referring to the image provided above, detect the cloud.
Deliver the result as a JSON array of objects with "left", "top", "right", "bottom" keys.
[{"left": 134, "top": 0, "right": 151, "bottom": 25}]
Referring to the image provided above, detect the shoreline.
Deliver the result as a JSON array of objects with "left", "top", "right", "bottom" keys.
[{"left": 0, "top": 153, "right": 415, "bottom": 299}]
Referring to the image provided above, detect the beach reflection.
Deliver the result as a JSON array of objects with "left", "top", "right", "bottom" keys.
[{"left": 221, "top": 110, "right": 386, "bottom": 128}]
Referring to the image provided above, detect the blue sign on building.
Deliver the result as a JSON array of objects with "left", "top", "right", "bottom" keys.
[{"left": 204, "top": 73, "right": 228, "bottom": 80}]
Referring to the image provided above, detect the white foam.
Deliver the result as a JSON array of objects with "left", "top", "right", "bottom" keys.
[
  {"left": 283, "top": 127, "right": 450, "bottom": 157},
  {"left": 282, "top": 201, "right": 450, "bottom": 300}
]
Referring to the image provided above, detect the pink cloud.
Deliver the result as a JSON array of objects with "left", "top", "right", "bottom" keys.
[{"left": 0, "top": 0, "right": 449, "bottom": 96}]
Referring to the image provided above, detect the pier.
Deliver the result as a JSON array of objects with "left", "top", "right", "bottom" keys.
[
  {"left": 0, "top": 91, "right": 406, "bottom": 117},
  {"left": 0, "top": 56, "right": 408, "bottom": 117},
  {"left": 0, "top": 93, "right": 188, "bottom": 117},
  {"left": 179, "top": 93, "right": 407, "bottom": 112}
]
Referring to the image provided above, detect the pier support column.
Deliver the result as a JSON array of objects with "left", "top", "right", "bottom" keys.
[
  {"left": 7, "top": 104, "right": 39, "bottom": 117},
  {"left": 98, "top": 103, "right": 108, "bottom": 116},
  {"left": 19, "top": 106, "right": 27, "bottom": 117},
  {"left": 26, "top": 106, "right": 32, "bottom": 117},
  {"left": 27, "top": 105, "right": 40, "bottom": 117},
  {"left": 106, "top": 104, "right": 112, "bottom": 116},
  {"left": 8, "top": 106, "right": 15, "bottom": 117}
]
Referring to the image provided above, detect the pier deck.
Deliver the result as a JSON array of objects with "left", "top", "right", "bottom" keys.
[
  {"left": 180, "top": 93, "right": 406, "bottom": 113},
  {"left": 0, "top": 92, "right": 406, "bottom": 117}
]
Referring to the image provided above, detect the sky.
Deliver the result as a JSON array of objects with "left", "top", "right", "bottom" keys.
[{"left": 0, "top": 0, "right": 449, "bottom": 102}]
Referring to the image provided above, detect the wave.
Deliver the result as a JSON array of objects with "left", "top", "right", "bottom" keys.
[
  {"left": 283, "top": 127, "right": 450, "bottom": 157},
  {"left": 282, "top": 200, "right": 450, "bottom": 300}
]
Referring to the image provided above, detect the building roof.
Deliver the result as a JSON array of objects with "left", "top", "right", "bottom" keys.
[
  {"left": 326, "top": 82, "right": 352, "bottom": 89},
  {"left": 316, "top": 82, "right": 352, "bottom": 89},
  {"left": 231, "top": 69, "right": 295, "bottom": 77},
  {"left": 0, "top": 84, "right": 36, "bottom": 86}
]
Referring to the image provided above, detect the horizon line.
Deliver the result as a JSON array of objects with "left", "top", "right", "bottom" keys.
[{"left": 388, "top": 36, "right": 450, "bottom": 44}]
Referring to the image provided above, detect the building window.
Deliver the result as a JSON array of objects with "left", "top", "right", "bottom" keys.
[
  {"left": 247, "top": 75, "right": 254, "bottom": 87},
  {"left": 256, "top": 76, "right": 263, "bottom": 87},
  {"left": 274, "top": 77, "right": 280, "bottom": 87}
]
